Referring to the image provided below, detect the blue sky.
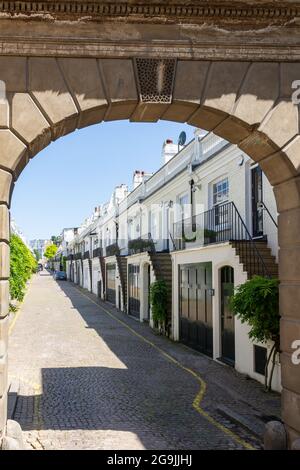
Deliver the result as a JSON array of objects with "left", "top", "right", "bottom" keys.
[{"left": 11, "top": 120, "right": 194, "bottom": 240}]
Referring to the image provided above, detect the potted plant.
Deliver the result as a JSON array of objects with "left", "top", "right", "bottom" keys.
[{"left": 149, "top": 280, "right": 168, "bottom": 334}]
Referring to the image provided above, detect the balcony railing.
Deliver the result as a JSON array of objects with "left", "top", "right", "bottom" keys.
[
  {"left": 83, "top": 251, "right": 90, "bottom": 260},
  {"left": 105, "top": 243, "right": 120, "bottom": 257},
  {"left": 93, "top": 247, "right": 103, "bottom": 258},
  {"left": 74, "top": 253, "right": 82, "bottom": 260},
  {"left": 173, "top": 201, "right": 269, "bottom": 277},
  {"left": 128, "top": 234, "right": 154, "bottom": 255},
  {"left": 66, "top": 254, "right": 73, "bottom": 261}
]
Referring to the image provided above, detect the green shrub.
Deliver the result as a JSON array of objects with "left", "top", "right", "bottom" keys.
[
  {"left": 10, "top": 234, "right": 37, "bottom": 302},
  {"left": 150, "top": 280, "right": 168, "bottom": 331},
  {"left": 230, "top": 275, "right": 280, "bottom": 390}
]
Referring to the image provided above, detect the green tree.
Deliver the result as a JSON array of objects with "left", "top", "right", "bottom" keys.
[
  {"left": 51, "top": 235, "right": 61, "bottom": 246},
  {"left": 10, "top": 234, "right": 37, "bottom": 303},
  {"left": 230, "top": 275, "right": 280, "bottom": 391},
  {"left": 44, "top": 244, "right": 58, "bottom": 259}
]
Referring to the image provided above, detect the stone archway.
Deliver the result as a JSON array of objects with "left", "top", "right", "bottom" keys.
[{"left": 0, "top": 2, "right": 300, "bottom": 450}]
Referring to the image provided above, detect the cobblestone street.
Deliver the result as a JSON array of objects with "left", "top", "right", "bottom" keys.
[{"left": 8, "top": 272, "right": 280, "bottom": 450}]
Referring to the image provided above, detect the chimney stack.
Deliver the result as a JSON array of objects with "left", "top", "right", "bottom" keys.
[
  {"left": 161, "top": 139, "right": 178, "bottom": 165},
  {"left": 133, "top": 170, "right": 145, "bottom": 189}
]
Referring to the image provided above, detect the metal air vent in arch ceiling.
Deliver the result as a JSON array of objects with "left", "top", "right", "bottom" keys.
[{"left": 135, "top": 58, "right": 176, "bottom": 104}]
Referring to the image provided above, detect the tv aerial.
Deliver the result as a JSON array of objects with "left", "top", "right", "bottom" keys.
[{"left": 178, "top": 131, "right": 187, "bottom": 150}]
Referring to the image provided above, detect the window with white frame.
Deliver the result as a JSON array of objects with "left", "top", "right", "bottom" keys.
[
  {"left": 150, "top": 211, "right": 158, "bottom": 240},
  {"left": 179, "top": 194, "right": 189, "bottom": 221},
  {"left": 212, "top": 178, "right": 229, "bottom": 207},
  {"left": 212, "top": 177, "right": 229, "bottom": 227}
]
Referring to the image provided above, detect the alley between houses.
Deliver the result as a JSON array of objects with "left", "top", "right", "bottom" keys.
[{"left": 8, "top": 272, "right": 280, "bottom": 450}]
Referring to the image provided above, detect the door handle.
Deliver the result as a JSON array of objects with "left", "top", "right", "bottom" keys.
[{"left": 226, "top": 316, "right": 233, "bottom": 319}]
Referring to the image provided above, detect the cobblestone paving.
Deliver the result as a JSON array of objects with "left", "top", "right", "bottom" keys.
[{"left": 8, "top": 272, "right": 280, "bottom": 450}]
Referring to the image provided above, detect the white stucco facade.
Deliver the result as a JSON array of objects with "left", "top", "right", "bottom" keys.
[{"left": 63, "top": 128, "right": 280, "bottom": 392}]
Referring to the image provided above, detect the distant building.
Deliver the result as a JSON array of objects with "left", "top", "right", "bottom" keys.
[{"left": 29, "top": 239, "right": 51, "bottom": 259}]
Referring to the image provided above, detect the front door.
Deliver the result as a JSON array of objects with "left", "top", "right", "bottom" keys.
[
  {"left": 251, "top": 165, "right": 263, "bottom": 237},
  {"left": 220, "top": 266, "right": 235, "bottom": 365},
  {"left": 179, "top": 262, "right": 213, "bottom": 357},
  {"left": 147, "top": 264, "right": 151, "bottom": 321},
  {"left": 106, "top": 263, "right": 116, "bottom": 305},
  {"left": 128, "top": 264, "right": 140, "bottom": 319}
]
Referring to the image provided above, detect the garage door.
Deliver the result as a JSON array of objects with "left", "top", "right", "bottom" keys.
[{"left": 179, "top": 262, "right": 213, "bottom": 357}]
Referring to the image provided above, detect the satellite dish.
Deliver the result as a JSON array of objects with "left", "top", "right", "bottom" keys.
[{"left": 178, "top": 131, "right": 187, "bottom": 147}]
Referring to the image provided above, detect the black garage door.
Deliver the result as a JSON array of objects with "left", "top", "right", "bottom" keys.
[{"left": 179, "top": 262, "right": 213, "bottom": 357}]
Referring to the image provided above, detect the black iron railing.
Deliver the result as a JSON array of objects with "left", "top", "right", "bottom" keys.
[
  {"left": 74, "top": 253, "right": 82, "bottom": 260},
  {"left": 83, "top": 250, "right": 90, "bottom": 260},
  {"left": 173, "top": 201, "right": 269, "bottom": 277},
  {"left": 105, "top": 242, "right": 120, "bottom": 257},
  {"left": 128, "top": 234, "right": 155, "bottom": 255},
  {"left": 93, "top": 247, "right": 103, "bottom": 258},
  {"left": 259, "top": 201, "right": 278, "bottom": 228}
]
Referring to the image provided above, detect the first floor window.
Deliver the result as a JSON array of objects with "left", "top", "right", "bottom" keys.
[{"left": 212, "top": 178, "right": 229, "bottom": 227}]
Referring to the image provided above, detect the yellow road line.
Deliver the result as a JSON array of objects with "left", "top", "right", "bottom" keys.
[{"left": 76, "top": 287, "right": 255, "bottom": 450}]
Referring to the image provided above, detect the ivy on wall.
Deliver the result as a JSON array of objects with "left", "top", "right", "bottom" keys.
[{"left": 10, "top": 234, "right": 37, "bottom": 303}]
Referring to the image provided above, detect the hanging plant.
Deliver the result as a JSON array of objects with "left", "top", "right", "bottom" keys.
[
  {"left": 181, "top": 221, "right": 196, "bottom": 243},
  {"left": 150, "top": 280, "right": 168, "bottom": 333}
]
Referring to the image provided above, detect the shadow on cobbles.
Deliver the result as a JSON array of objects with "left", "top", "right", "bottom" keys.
[{"left": 13, "top": 280, "right": 280, "bottom": 450}]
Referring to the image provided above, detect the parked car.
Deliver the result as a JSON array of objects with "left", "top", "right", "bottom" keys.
[{"left": 54, "top": 271, "right": 67, "bottom": 280}]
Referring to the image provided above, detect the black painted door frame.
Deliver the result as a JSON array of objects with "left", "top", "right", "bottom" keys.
[
  {"left": 106, "top": 263, "right": 116, "bottom": 305},
  {"left": 128, "top": 263, "right": 140, "bottom": 319},
  {"left": 251, "top": 165, "right": 263, "bottom": 238},
  {"left": 220, "top": 265, "right": 235, "bottom": 365}
]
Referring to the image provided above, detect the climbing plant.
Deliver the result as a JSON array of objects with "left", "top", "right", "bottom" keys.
[
  {"left": 150, "top": 280, "right": 168, "bottom": 332},
  {"left": 230, "top": 275, "right": 280, "bottom": 391},
  {"left": 10, "top": 234, "right": 37, "bottom": 303}
]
